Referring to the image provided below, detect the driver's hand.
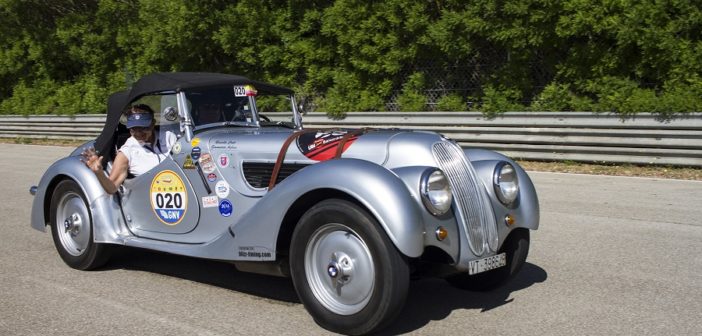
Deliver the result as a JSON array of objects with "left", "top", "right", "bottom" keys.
[{"left": 80, "top": 147, "right": 103, "bottom": 173}]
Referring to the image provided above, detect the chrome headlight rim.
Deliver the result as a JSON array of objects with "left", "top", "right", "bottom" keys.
[
  {"left": 420, "top": 168, "right": 453, "bottom": 216},
  {"left": 493, "top": 161, "right": 519, "bottom": 206}
]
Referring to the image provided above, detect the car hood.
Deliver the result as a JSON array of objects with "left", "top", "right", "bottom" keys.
[{"left": 202, "top": 127, "right": 445, "bottom": 168}]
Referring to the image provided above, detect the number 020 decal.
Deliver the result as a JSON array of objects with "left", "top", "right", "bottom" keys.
[{"left": 150, "top": 170, "right": 188, "bottom": 225}]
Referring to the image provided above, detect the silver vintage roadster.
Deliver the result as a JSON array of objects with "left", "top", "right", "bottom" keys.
[{"left": 30, "top": 72, "right": 539, "bottom": 335}]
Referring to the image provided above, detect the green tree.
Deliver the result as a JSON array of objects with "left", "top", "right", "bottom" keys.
[{"left": 0, "top": 0, "right": 699, "bottom": 118}]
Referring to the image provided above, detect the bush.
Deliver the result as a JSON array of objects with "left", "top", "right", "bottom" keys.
[
  {"left": 396, "top": 91, "right": 425, "bottom": 111},
  {"left": 435, "top": 93, "right": 466, "bottom": 111},
  {"left": 397, "top": 73, "right": 426, "bottom": 111},
  {"left": 571, "top": 76, "right": 702, "bottom": 120},
  {"left": 478, "top": 85, "right": 526, "bottom": 118},
  {"left": 0, "top": 79, "right": 58, "bottom": 115},
  {"left": 656, "top": 77, "right": 702, "bottom": 121},
  {"left": 530, "top": 83, "right": 594, "bottom": 111},
  {"left": 0, "top": 75, "right": 110, "bottom": 115},
  {"left": 522, "top": 76, "right": 702, "bottom": 119}
]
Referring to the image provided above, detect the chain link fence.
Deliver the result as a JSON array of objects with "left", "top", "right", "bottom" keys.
[
  {"left": 375, "top": 42, "right": 572, "bottom": 112},
  {"left": 384, "top": 48, "right": 531, "bottom": 111}
]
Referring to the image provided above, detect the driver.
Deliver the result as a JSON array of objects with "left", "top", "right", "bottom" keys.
[{"left": 82, "top": 104, "right": 176, "bottom": 194}]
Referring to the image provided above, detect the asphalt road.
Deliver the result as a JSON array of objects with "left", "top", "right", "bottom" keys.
[{"left": 1, "top": 143, "right": 700, "bottom": 335}]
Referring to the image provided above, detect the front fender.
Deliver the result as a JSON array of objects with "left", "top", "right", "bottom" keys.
[
  {"left": 465, "top": 148, "right": 540, "bottom": 231},
  {"left": 232, "top": 158, "right": 425, "bottom": 258},
  {"left": 30, "top": 155, "right": 124, "bottom": 243}
]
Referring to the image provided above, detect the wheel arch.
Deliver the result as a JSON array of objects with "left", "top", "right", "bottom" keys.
[
  {"left": 32, "top": 157, "right": 98, "bottom": 231},
  {"left": 276, "top": 188, "right": 365, "bottom": 258},
  {"left": 41, "top": 174, "right": 72, "bottom": 228}
]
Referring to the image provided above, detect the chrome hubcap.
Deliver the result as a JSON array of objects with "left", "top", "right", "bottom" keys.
[
  {"left": 305, "top": 224, "right": 374, "bottom": 315},
  {"left": 63, "top": 213, "right": 82, "bottom": 235},
  {"left": 327, "top": 252, "right": 354, "bottom": 286},
  {"left": 56, "top": 192, "right": 90, "bottom": 256}
]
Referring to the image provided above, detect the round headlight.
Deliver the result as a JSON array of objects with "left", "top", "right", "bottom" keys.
[
  {"left": 421, "top": 169, "right": 453, "bottom": 216},
  {"left": 493, "top": 162, "right": 519, "bottom": 205}
]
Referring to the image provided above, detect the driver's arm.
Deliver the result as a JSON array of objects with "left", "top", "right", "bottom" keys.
[
  {"left": 83, "top": 150, "right": 129, "bottom": 194},
  {"left": 104, "top": 152, "right": 129, "bottom": 193}
]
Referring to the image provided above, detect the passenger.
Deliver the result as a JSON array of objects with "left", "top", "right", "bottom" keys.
[{"left": 82, "top": 104, "right": 176, "bottom": 194}]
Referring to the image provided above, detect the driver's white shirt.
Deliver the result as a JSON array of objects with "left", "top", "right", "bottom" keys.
[{"left": 119, "top": 130, "right": 177, "bottom": 176}]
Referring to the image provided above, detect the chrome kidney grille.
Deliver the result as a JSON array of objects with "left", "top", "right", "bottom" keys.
[{"left": 432, "top": 141, "right": 498, "bottom": 256}]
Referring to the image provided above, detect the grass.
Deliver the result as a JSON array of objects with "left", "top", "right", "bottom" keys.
[
  {"left": 517, "top": 160, "right": 701, "bottom": 181},
  {"left": 2, "top": 137, "right": 700, "bottom": 181},
  {"left": 4, "top": 136, "right": 89, "bottom": 147}
]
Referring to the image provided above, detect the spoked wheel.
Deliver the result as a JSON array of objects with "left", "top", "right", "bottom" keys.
[
  {"left": 49, "top": 179, "right": 110, "bottom": 270},
  {"left": 290, "top": 199, "right": 409, "bottom": 335},
  {"left": 446, "top": 228, "right": 530, "bottom": 291}
]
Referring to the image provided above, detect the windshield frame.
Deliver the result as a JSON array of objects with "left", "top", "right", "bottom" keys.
[{"left": 178, "top": 85, "right": 302, "bottom": 135}]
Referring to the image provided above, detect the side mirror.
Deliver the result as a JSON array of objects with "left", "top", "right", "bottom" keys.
[
  {"left": 296, "top": 96, "right": 310, "bottom": 115},
  {"left": 298, "top": 103, "right": 307, "bottom": 115}
]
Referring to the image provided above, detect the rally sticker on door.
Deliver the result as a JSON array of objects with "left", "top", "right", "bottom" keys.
[{"left": 150, "top": 170, "right": 188, "bottom": 226}]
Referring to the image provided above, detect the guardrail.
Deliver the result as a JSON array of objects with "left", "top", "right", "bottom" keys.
[{"left": 1, "top": 112, "right": 701, "bottom": 167}]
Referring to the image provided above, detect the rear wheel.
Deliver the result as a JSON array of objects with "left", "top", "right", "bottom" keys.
[
  {"left": 447, "top": 229, "right": 530, "bottom": 291},
  {"left": 290, "top": 199, "right": 409, "bottom": 335},
  {"left": 49, "top": 179, "right": 110, "bottom": 270}
]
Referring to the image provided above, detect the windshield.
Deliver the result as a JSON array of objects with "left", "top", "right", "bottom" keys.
[
  {"left": 256, "top": 93, "right": 299, "bottom": 129},
  {"left": 185, "top": 87, "right": 255, "bottom": 128},
  {"left": 183, "top": 85, "right": 300, "bottom": 130}
]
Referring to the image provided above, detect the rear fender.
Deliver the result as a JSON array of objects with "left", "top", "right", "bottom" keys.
[
  {"left": 233, "top": 158, "right": 424, "bottom": 258},
  {"left": 30, "top": 156, "right": 124, "bottom": 243}
]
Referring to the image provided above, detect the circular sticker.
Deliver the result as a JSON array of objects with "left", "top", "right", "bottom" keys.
[
  {"left": 150, "top": 170, "right": 187, "bottom": 226},
  {"left": 219, "top": 199, "right": 233, "bottom": 217},
  {"left": 215, "top": 180, "right": 230, "bottom": 198},
  {"left": 218, "top": 154, "right": 229, "bottom": 168},
  {"left": 191, "top": 137, "right": 201, "bottom": 147},
  {"left": 207, "top": 173, "right": 217, "bottom": 182},
  {"left": 172, "top": 142, "right": 182, "bottom": 155}
]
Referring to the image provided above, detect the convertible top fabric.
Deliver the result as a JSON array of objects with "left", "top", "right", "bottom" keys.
[{"left": 94, "top": 72, "right": 293, "bottom": 156}]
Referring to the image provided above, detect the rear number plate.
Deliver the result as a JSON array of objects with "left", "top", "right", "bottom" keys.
[{"left": 468, "top": 253, "right": 506, "bottom": 275}]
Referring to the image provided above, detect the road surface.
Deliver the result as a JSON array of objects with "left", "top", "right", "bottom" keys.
[{"left": 1, "top": 144, "right": 700, "bottom": 335}]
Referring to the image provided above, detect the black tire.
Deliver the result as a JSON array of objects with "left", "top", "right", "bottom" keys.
[
  {"left": 290, "top": 199, "right": 409, "bottom": 335},
  {"left": 446, "top": 229, "right": 530, "bottom": 291},
  {"left": 49, "top": 179, "right": 111, "bottom": 270}
]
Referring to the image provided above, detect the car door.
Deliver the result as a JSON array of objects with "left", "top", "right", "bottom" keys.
[
  {"left": 120, "top": 154, "right": 201, "bottom": 237},
  {"left": 118, "top": 94, "right": 206, "bottom": 239}
]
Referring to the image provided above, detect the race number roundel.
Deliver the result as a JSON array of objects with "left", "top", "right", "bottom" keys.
[{"left": 150, "top": 170, "right": 188, "bottom": 226}]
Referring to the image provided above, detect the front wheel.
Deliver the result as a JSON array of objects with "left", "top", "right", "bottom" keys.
[
  {"left": 49, "top": 179, "right": 111, "bottom": 270},
  {"left": 290, "top": 199, "right": 409, "bottom": 335},
  {"left": 447, "top": 229, "right": 530, "bottom": 291}
]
